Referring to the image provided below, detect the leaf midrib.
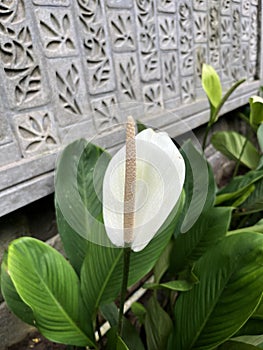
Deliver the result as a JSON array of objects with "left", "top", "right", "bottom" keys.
[
  {"left": 11, "top": 246, "right": 92, "bottom": 345},
  {"left": 95, "top": 249, "right": 123, "bottom": 310}
]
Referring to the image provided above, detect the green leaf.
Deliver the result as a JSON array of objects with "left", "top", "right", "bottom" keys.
[
  {"left": 171, "top": 207, "right": 231, "bottom": 272},
  {"left": 7, "top": 237, "right": 95, "bottom": 347},
  {"left": 144, "top": 280, "right": 194, "bottom": 292},
  {"left": 238, "top": 177, "right": 263, "bottom": 215},
  {"left": 257, "top": 124, "right": 263, "bottom": 153},
  {"left": 211, "top": 131, "right": 260, "bottom": 170},
  {"left": 169, "top": 233, "right": 263, "bottom": 350},
  {"left": 202, "top": 64, "right": 222, "bottom": 108},
  {"left": 1, "top": 252, "right": 34, "bottom": 326},
  {"left": 136, "top": 120, "right": 147, "bottom": 133},
  {"left": 249, "top": 95, "right": 263, "bottom": 128},
  {"left": 56, "top": 203, "right": 88, "bottom": 275},
  {"left": 216, "top": 170, "right": 263, "bottom": 206},
  {"left": 80, "top": 201, "right": 181, "bottom": 316},
  {"left": 235, "top": 318, "right": 263, "bottom": 336},
  {"left": 211, "top": 79, "right": 245, "bottom": 124},
  {"left": 231, "top": 335, "right": 263, "bottom": 347},
  {"left": 131, "top": 302, "right": 146, "bottom": 325},
  {"left": 117, "top": 336, "right": 129, "bottom": 350},
  {"left": 145, "top": 297, "right": 173, "bottom": 350},
  {"left": 218, "top": 341, "right": 261, "bottom": 349},
  {"left": 55, "top": 139, "right": 112, "bottom": 252},
  {"left": 176, "top": 140, "right": 216, "bottom": 235},
  {"left": 102, "top": 303, "right": 145, "bottom": 350},
  {"left": 154, "top": 239, "right": 173, "bottom": 283}
]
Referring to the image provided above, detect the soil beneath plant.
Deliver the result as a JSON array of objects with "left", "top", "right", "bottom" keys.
[{"left": 8, "top": 332, "right": 68, "bottom": 350}]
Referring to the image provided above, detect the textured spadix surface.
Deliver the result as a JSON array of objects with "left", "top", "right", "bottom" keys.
[{"left": 103, "top": 129, "right": 185, "bottom": 251}]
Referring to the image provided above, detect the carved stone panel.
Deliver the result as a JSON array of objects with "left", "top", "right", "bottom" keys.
[{"left": 0, "top": 0, "right": 262, "bottom": 215}]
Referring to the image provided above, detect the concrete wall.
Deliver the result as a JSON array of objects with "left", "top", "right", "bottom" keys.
[{"left": 0, "top": 0, "right": 262, "bottom": 217}]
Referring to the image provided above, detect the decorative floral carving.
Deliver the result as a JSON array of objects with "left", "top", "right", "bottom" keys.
[
  {"left": 38, "top": 12, "right": 75, "bottom": 56},
  {"left": 143, "top": 84, "right": 163, "bottom": 113},
  {"left": 15, "top": 112, "right": 59, "bottom": 156},
  {"left": 221, "top": 17, "right": 231, "bottom": 43},
  {"left": 33, "top": 0, "right": 70, "bottom": 5},
  {"left": 209, "top": 5, "right": 220, "bottom": 67},
  {"left": 109, "top": 12, "right": 136, "bottom": 51},
  {"left": 0, "top": 0, "right": 25, "bottom": 25},
  {"left": 92, "top": 96, "right": 120, "bottom": 131},
  {"left": 163, "top": 53, "right": 177, "bottom": 96},
  {"left": 56, "top": 63, "right": 81, "bottom": 115},
  {"left": 119, "top": 57, "right": 137, "bottom": 101},
  {"left": 156, "top": 0, "right": 176, "bottom": 13},
  {"left": 158, "top": 16, "right": 177, "bottom": 50},
  {"left": 193, "top": 0, "right": 206, "bottom": 10},
  {"left": 136, "top": 0, "right": 160, "bottom": 81},
  {"left": 0, "top": 25, "right": 44, "bottom": 107},
  {"left": 221, "top": 46, "right": 231, "bottom": 81},
  {"left": 181, "top": 77, "right": 195, "bottom": 103},
  {"left": 178, "top": 1, "right": 194, "bottom": 76},
  {"left": 242, "top": 0, "right": 250, "bottom": 16},
  {"left": 77, "top": 0, "right": 115, "bottom": 94},
  {"left": 194, "top": 12, "right": 207, "bottom": 42},
  {"left": 221, "top": 0, "right": 231, "bottom": 14},
  {"left": 232, "top": 6, "right": 241, "bottom": 62},
  {"left": 107, "top": 0, "right": 132, "bottom": 8}
]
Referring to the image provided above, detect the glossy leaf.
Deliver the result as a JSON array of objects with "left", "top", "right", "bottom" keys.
[
  {"left": 144, "top": 280, "right": 194, "bottom": 292},
  {"left": 211, "top": 131, "right": 260, "bottom": 170},
  {"left": 175, "top": 140, "right": 216, "bottom": 235},
  {"left": 1, "top": 253, "right": 34, "bottom": 326},
  {"left": 218, "top": 341, "right": 261, "bottom": 350},
  {"left": 257, "top": 124, "right": 263, "bottom": 153},
  {"left": 145, "top": 297, "right": 173, "bottom": 350},
  {"left": 202, "top": 63, "right": 222, "bottom": 109},
  {"left": 80, "top": 198, "right": 183, "bottom": 316},
  {"left": 7, "top": 237, "right": 95, "bottom": 347},
  {"left": 238, "top": 177, "right": 263, "bottom": 215},
  {"left": 169, "top": 233, "right": 263, "bottom": 350},
  {"left": 131, "top": 302, "right": 146, "bottom": 325},
  {"left": 55, "top": 139, "right": 111, "bottom": 249},
  {"left": 216, "top": 170, "right": 263, "bottom": 206},
  {"left": 249, "top": 95, "right": 263, "bottom": 128},
  {"left": 102, "top": 303, "right": 145, "bottom": 350},
  {"left": 171, "top": 207, "right": 231, "bottom": 272}
]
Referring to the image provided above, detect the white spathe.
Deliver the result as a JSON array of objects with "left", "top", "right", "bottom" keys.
[{"left": 103, "top": 128, "right": 185, "bottom": 252}]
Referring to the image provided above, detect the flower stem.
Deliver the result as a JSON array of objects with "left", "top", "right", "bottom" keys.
[{"left": 118, "top": 247, "right": 131, "bottom": 336}]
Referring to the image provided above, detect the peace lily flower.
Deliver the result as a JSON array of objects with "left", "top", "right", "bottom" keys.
[{"left": 103, "top": 117, "right": 185, "bottom": 252}]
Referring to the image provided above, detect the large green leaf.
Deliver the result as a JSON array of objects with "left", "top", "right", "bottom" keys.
[
  {"left": 56, "top": 203, "right": 88, "bottom": 275},
  {"left": 211, "top": 131, "right": 260, "bottom": 170},
  {"left": 169, "top": 233, "right": 263, "bottom": 350},
  {"left": 80, "top": 199, "right": 183, "bottom": 316},
  {"left": 1, "top": 253, "right": 34, "bottom": 326},
  {"left": 171, "top": 207, "right": 231, "bottom": 272},
  {"left": 257, "top": 124, "right": 263, "bottom": 153},
  {"left": 175, "top": 140, "right": 216, "bottom": 235},
  {"left": 238, "top": 177, "right": 263, "bottom": 215},
  {"left": 218, "top": 341, "right": 261, "bottom": 350},
  {"left": 101, "top": 302, "right": 145, "bottom": 350},
  {"left": 55, "top": 139, "right": 111, "bottom": 274},
  {"left": 202, "top": 63, "right": 222, "bottom": 109},
  {"left": 216, "top": 170, "right": 263, "bottom": 206},
  {"left": 249, "top": 96, "right": 263, "bottom": 128},
  {"left": 55, "top": 139, "right": 112, "bottom": 251},
  {"left": 144, "top": 297, "right": 173, "bottom": 350},
  {"left": 7, "top": 237, "right": 95, "bottom": 347}
]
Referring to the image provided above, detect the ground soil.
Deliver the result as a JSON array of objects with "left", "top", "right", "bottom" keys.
[{"left": 8, "top": 332, "right": 67, "bottom": 350}]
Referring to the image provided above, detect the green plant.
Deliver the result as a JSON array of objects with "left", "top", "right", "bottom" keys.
[
  {"left": 201, "top": 63, "right": 245, "bottom": 151},
  {"left": 1, "top": 116, "right": 263, "bottom": 350}
]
